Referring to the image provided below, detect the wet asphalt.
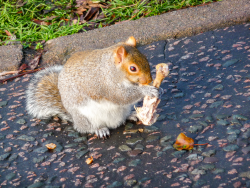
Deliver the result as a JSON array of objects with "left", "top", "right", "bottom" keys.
[{"left": 0, "top": 23, "right": 250, "bottom": 188}]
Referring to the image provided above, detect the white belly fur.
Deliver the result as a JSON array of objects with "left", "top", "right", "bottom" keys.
[{"left": 78, "top": 99, "right": 132, "bottom": 129}]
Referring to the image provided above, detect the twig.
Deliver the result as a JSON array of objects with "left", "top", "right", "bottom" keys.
[{"left": 0, "top": 68, "right": 44, "bottom": 84}]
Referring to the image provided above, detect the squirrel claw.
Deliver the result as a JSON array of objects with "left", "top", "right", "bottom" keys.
[{"left": 95, "top": 127, "right": 110, "bottom": 139}]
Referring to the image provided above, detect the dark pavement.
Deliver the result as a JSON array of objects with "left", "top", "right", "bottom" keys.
[{"left": 0, "top": 23, "right": 250, "bottom": 188}]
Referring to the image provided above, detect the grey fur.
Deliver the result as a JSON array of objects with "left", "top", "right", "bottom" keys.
[{"left": 26, "top": 65, "right": 72, "bottom": 121}]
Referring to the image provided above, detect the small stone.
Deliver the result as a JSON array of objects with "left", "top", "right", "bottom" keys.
[
  {"left": 64, "top": 143, "right": 78, "bottom": 148},
  {"left": 227, "top": 128, "right": 240, "bottom": 135},
  {"left": 33, "top": 156, "right": 47, "bottom": 163},
  {"left": 232, "top": 114, "right": 248, "bottom": 121},
  {"left": 181, "top": 118, "right": 189, "bottom": 123},
  {"left": 203, "top": 157, "right": 219, "bottom": 163},
  {"left": 125, "top": 122, "right": 134, "bottom": 130},
  {"left": 205, "top": 116, "right": 213, "bottom": 122},
  {"left": 47, "top": 176, "right": 57, "bottom": 184},
  {"left": 242, "top": 146, "right": 250, "bottom": 154},
  {"left": 193, "top": 179, "right": 206, "bottom": 188},
  {"left": 0, "top": 101, "right": 8, "bottom": 107},
  {"left": 157, "top": 151, "right": 163, "bottom": 157},
  {"left": 202, "top": 150, "right": 216, "bottom": 157},
  {"left": 216, "top": 114, "right": 229, "bottom": 120},
  {"left": 16, "top": 119, "right": 26, "bottom": 124},
  {"left": 157, "top": 115, "right": 166, "bottom": 121},
  {"left": 209, "top": 101, "right": 223, "bottom": 108},
  {"left": 128, "top": 159, "right": 141, "bottom": 167},
  {"left": 160, "top": 135, "right": 172, "bottom": 143},
  {"left": 119, "top": 145, "right": 132, "bottom": 152},
  {"left": 199, "top": 164, "right": 215, "bottom": 170},
  {"left": 223, "top": 59, "right": 239, "bottom": 67},
  {"left": 74, "top": 136, "right": 87, "bottom": 142},
  {"left": 34, "top": 147, "right": 48, "bottom": 153},
  {"left": 17, "top": 135, "right": 35, "bottom": 141},
  {"left": 212, "top": 84, "right": 224, "bottom": 91},
  {"left": 0, "top": 153, "right": 11, "bottom": 160},
  {"left": 76, "top": 150, "right": 88, "bottom": 159},
  {"left": 146, "top": 135, "right": 160, "bottom": 142},
  {"left": 127, "top": 149, "right": 142, "bottom": 157},
  {"left": 27, "top": 182, "right": 45, "bottom": 188},
  {"left": 208, "top": 136, "right": 218, "bottom": 141},
  {"left": 191, "top": 169, "right": 206, "bottom": 175},
  {"left": 77, "top": 146, "right": 87, "bottom": 151},
  {"left": 230, "top": 119, "right": 241, "bottom": 126},
  {"left": 126, "top": 137, "right": 143, "bottom": 145},
  {"left": 144, "top": 126, "right": 158, "bottom": 133},
  {"left": 43, "top": 132, "right": 52, "bottom": 137},
  {"left": 68, "top": 132, "right": 80, "bottom": 138},
  {"left": 198, "top": 121, "right": 208, "bottom": 127},
  {"left": 0, "top": 135, "right": 5, "bottom": 140},
  {"left": 113, "top": 158, "right": 125, "bottom": 164},
  {"left": 166, "top": 114, "right": 177, "bottom": 120},
  {"left": 187, "top": 154, "right": 203, "bottom": 161},
  {"left": 227, "top": 134, "right": 238, "bottom": 143},
  {"left": 223, "top": 145, "right": 239, "bottom": 152},
  {"left": 173, "top": 93, "right": 184, "bottom": 98},
  {"left": 134, "top": 144, "right": 144, "bottom": 151},
  {"left": 189, "top": 114, "right": 204, "bottom": 119},
  {"left": 162, "top": 145, "right": 174, "bottom": 151},
  {"left": 124, "top": 179, "right": 137, "bottom": 186},
  {"left": 212, "top": 168, "right": 225, "bottom": 174},
  {"left": 138, "top": 177, "right": 151, "bottom": 184},
  {"left": 172, "top": 150, "right": 186, "bottom": 158},
  {"left": 188, "top": 125, "right": 203, "bottom": 133},
  {"left": 239, "top": 171, "right": 250, "bottom": 179},
  {"left": 242, "top": 129, "right": 250, "bottom": 139},
  {"left": 236, "top": 138, "right": 248, "bottom": 147},
  {"left": 8, "top": 154, "right": 18, "bottom": 161},
  {"left": 6, "top": 172, "right": 16, "bottom": 180},
  {"left": 217, "top": 120, "right": 229, "bottom": 126}
]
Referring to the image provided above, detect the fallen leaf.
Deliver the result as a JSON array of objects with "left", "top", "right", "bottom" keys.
[
  {"left": 45, "top": 143, "right": 57, "bottom": 150},
  {"left": 173, "top": 133, "right": 194, "bottom": 150},
  {"left": 32, "top": 19, "right": 51, "bottom": 26},
  {"left": 86, "top": 156, "right": 93, "bottom": 164},
  {"left": 28, "top": 52, "right": 43, "bottom": 70}
]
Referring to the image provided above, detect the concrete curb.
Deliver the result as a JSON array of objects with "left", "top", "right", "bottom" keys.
[{"left": 42, "top": 0, "right": 250, "bottom": 66}]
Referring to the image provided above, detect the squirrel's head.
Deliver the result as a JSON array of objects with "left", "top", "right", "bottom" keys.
[{"left": 114, "top": 36, "right": 153, "bottom": 85}]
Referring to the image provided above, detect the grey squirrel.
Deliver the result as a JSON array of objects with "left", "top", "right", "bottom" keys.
[{"left": 26, "top": 36, "right": 159, "bottom": 138}]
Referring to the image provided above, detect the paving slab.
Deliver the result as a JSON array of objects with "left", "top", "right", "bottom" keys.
[
  {"left": 0, "top": 44, "right": 23, "bottom": 72},
  {"left": 0, "top": 23, "right": 250, "bottom": 187},
  {"left": 41, "top": 0, "right": 250, "bottom": 66}
]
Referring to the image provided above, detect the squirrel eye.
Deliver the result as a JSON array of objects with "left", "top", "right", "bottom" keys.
[{"left": 130, "top": 66, "right": 137, "bottom": 72}]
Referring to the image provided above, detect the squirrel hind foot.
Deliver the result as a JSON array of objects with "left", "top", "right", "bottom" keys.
[{"left": 95, "top": 127, "right": 110, "bottom": 139}]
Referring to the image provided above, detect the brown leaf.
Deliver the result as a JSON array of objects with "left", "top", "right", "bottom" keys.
[
  {"left": 19, "top": 64, "right": 28, "bottom": 71},
  {"left": 86, "top": 156, "right": 93, "bottom": 164},
  {"left": 44, "top": 16, "right": 58, "bottom": 21},
  {"left": 84, "top": 7, "right": 99, "bottom": 21},
  {"left": 32, "top": 19, "right": 51, "bottom": 26},
  {"left": 5, "top": 30, "right": 12, "bottom": 36},
  {"left": 173, "top": 133, "right": 194, "bottom": 150},
  {"left": 28, "top": 52, "right": 43, "bottom": 70}
]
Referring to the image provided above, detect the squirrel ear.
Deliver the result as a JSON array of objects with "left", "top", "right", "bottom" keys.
[
  {"left": 125, "top": 36, "right": 136, "bottom": 47},
  {"left": 115, "top": 46, "right": 128, "bottom": 64}
]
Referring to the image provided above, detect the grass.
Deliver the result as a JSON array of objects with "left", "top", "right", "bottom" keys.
[{"left": 0, "top": 0, "right": 219, "bottom": 47}]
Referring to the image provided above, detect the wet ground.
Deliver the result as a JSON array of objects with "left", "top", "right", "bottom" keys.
[{"left": 0, "top": 23, "right": 250, "bottom": 188}]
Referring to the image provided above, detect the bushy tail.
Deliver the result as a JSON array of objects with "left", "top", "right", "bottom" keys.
[{"left": 26, "top": 66, "right": 72, "bottom": 121}]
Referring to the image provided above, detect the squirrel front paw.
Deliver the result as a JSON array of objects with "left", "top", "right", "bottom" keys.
[
  {"left": 95, "top": 127, "right": 110, "bottom": 139},
  {"left": 142, "top": 85, "right": 159, "bottom": 98}
]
